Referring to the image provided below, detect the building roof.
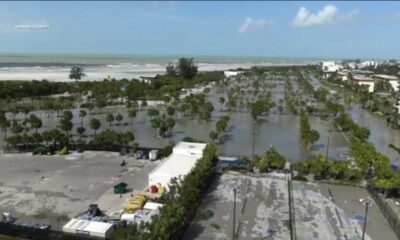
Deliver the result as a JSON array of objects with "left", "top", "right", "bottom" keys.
[
  {"left": 373, "top": 74, "right": 399, "bottom": 81},
  {"left": 63, "top": 219, "right": 113, "bottom": 234},
  {"left": 149, "top": 142, "right": 206, "bottom": 180},
  {"left": 352, "top": 75, "right": 374, "bottom": 82}
]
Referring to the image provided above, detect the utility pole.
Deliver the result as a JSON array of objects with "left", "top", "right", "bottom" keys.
[
  {"left": 361, "top": 201, "right": 370, "bottom": 240},
  {"left": 232, "top": 187, "right": 237, "bottom": 240},
  {"left": 325, "top": 137, "right": 330, "bottom": 161},
  {"left": 252, "top": 127, "right": 256, "bottom": 161}
]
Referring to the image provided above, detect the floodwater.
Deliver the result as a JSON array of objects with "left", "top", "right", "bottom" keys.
[
  {"left": 0, "top": 89, "right": 347, "bottom": 162},
  {"left": 1, "top": 75, "right": 399, "bottom": 164}
]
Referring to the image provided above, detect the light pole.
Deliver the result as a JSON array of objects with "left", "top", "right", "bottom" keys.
[
  {"left": 361, "top": 200, "right": 370, "bottom": 240},
  {"left": 232, "top": 187, "right": 237, "bottom": 240},
  {"left": 325, "top": 137, "right": 330, "bottom": 161}
]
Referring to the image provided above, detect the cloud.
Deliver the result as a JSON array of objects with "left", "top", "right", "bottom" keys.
[
  {"left": 292, "top": 5, "right": 337, "bottom": 27},
  {"left": 338, "top": 8, "right": 359, "bottom": 22},
  {"left": 238, "top": 17, "right": 274, "bottom": 33}
]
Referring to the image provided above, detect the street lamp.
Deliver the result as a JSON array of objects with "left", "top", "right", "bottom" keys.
[
  {"left": 325, "top": 137, "right": 330, "bottom": 162},
  {"left": 361, "top": 200, "right": 370, "bottom": 240},
  {"left": 232, "top": 187, "right": 239, "bottom": 240}
]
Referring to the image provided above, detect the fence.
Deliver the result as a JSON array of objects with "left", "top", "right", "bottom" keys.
[{"left": 367, "top": 186, "right": 400, "bottom": 239}]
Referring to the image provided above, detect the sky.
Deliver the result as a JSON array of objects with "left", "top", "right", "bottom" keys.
[{"left": 0, "top": 1, "right": 399, "bottom": 59}]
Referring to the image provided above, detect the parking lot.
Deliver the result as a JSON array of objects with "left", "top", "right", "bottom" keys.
[
  {"left": 0, "top": 151, "right": 159, "bottom": 230},
  {"left": 184, "top": 172, "right": 397, "bottom": 240},
  {"left": 184, "top": 172, "right": 291, "bottom": 240}
]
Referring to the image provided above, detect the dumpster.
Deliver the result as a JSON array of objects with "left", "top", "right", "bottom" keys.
[{"left": 114, "top": 182, "right": 128, "bottom": 194}]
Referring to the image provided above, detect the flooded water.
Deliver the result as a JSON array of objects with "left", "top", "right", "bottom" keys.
[
  {"left": 2, "top": 74, "right": 400, "bottom": 164},
  {"left": 0, "top": 87, "right": 347, "bottom": 162}
]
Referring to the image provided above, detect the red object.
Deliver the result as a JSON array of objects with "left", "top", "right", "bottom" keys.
[{"left": 150, "top": 185, "right": 158, "bottom": 193}]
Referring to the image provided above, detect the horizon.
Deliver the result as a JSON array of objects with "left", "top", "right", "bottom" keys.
[{"left": 0, "top": 52, "right": 394, "bottom": 62}]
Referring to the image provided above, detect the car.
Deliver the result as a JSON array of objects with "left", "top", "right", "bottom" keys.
[{"left": 33, "top": 145, "right": 54, "bottom": 155}]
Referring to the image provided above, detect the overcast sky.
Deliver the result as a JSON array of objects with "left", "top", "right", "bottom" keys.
[{"left": 0, "top": 1, "right": 399, "bottom": 59}]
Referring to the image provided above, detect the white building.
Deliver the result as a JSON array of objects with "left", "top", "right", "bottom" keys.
[
  {"left": 62, "top": 219, "right": 114, "bottom": 239},
  {"left": 351, "top": 75, "right": 375, "bottom": 92},
  {"left": 224, "top": 70, "right": 243, "bottom": 78},
  {"left": 360, "top": 61, "right": 377, "bottom": 69},
  {"left": 337, "top": 71, "right": 349, "bottom": 81},
  {"left": 373, "top": 74, "right": 400, "bottom": 91},
  {"left": 321, "top": 61, "right": 341, "bottom": 79},
  {"left": 148, "top": 142, "right": 207, "bottom": 190}
]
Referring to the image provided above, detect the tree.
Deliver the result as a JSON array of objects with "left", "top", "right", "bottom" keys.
[
  {"left": 150, "top": 118, "right": 161, "bottom": 138},
  {"left": 60, "top": 118, "right": 73, "bottom": 135},
  {"left": 265, "top": 147, "right": 286, "bottom": 170},
  {"left": 167, "top": 106, "right": 175, "bottom": 116},
  {"left": 63, "top": 110, "right": 73, "bottom": 121},
  {"left": 116, "top": 113, "right": 124, "bottom": 126},
  {"left": 219, "top": 97, "right": 225, "bottom": 112},
  {"left": 147, "top": 108, "right": 159, "bottom": 120},
  {"left": 209, "top": 130, "right": 218, "bottom": 144},
  {"left": 165, "top": 117, "right": 176, "bottom": 137},
  {"left": 69, "top": 66, "right": 86, "bottom": 82},
  {"left": 79, "top": 110, "right": 87, "bottom": 127},
  {"left": 177, "top": 58, "right": 198, "bottom": 79},
  {"left": 128, "top": 108, "right": 137, "bottom": 126},
  {"left": 10, "top": 120, "right": 23, "bottom": 135},
  {"left": 29, "top": 114, "right": 42, "bottom": 133},
  {"left": 106, "top": 113, "right": 114, "bottom": 128},
  {"left": 166, "top": 63, "right": 177, "bottom": 76},
  {"left": 77, "top": 126, "right": 86, "bottom": 136},
  {"left": 0, "top": 112, "right": 10, "bottom": 140},
  {"left": 90, "top": 118, "right": 101, "bottom": 137}
]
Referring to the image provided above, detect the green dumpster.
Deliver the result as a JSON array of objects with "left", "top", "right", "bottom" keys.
[{"left": 114, "top": 182, "right": 128, "bottom": 194}]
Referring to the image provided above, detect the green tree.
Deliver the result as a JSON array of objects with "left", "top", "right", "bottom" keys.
[
  {"left": 0, "top": 112, "right": 10, "bottom": 140},
  {"left": 209, "top": 130, "right": 219, "bottom": 144},
  {"left": 76, "top": 126, "right": 86, "bottom": 137},
  {"left": 116, "top": 113, "right": 124, "bottom": 126},
  {"left": 106, "top": 113, "right": 114, "bottom": 128},
  {"left": 176, "top": 58, "right": 198, "bottom": 79},
  {"left": 90, "top": 118, "right": 101, "bottom": 137},
  {"left": 219, "top": 97, "right": 225, "bottom": 112},
  {"left": 150, "top": 117, "right": 161, "bottom": 138},
  {"left": 167, "top": 106, "right": 175, "bottom": 116},
  {"left": 128, "top": 108, "right": 137, "bottom": 127},
  {"left": 69, "top": 66, "right": 86, "bottom": 82},
  {"left": 29, "top": 114, "right": 42, "bottom": 133},
  {"left": 166, "top": 63, "right": 177, "bottom": 76},
  {"left": 63, "top": 110, "right": 73, "bottom": 121},
  {"left": 79, "top": 109, "right": 87, "bottom": 127}
]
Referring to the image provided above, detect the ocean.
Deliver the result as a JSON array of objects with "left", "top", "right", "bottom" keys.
[{"left": 0, "top": 53, "right": 320, "bottom": 81}]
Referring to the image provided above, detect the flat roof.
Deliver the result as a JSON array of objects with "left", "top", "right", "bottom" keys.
[
  {"left": 352, "top": 75, "right": 374, "bottom": 82},
  {"left": 149, "top": 152, "right": 200, "bottom": 177},
  {"left": 63, "top": 219, "right": 113, "bottom": 234},
  {"left": 373, "top": 74, "right": 399, "bottom": 80},
  {"left": 173, "top": 141, "right": 207, "bottom": 152}
]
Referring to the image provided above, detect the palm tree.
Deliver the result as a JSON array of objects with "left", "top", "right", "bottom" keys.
[
  {"left": 209, "top": 130, "right": 218, "bottom": 144},
  {"left": 29, "top": 114, "right": 42, "bottom": 133},
  {"left": 106, "top": 113, "right": 114, "bottom": 128},
  {"left": 90, "top": 118, "right": 101, "bottom": 137},
  {"left": 150, "top": 118, "right": 161, "bottom": 138},
  {"left": 77, "top": 126, "right": 86, "bottom": 137},
  {"left": 0, "top": 112, "right": 10, "bottom": 140},
  {"left": 116, "top": 113, "right": 123, "bottom": 126},
  {"left": 128, "top": 108, "right": 137, "bottom": 127},
  {"left": 79, "top": 110, "right": 87, "bottom": 127},
  {"left": 219, "top": 97, "right": 225, "bottom": 112}
]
